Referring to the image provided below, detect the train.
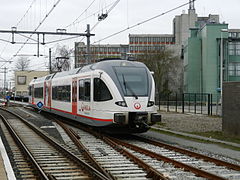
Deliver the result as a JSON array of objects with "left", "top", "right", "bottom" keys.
[{"left": 29, "top": 59, "right": 161, "bottom": 133}]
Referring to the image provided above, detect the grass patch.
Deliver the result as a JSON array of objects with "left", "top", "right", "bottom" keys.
[
  {"left": 190, "top": 131, "right": 240, "bottom": 145},
  {"left": 156, "top": 122, "right": 167, "bottom": 127},
  {"left": 150, "top": 128, "right": 240, "bottom": 151}
]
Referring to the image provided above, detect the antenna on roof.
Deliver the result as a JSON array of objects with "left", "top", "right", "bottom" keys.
[{"left": 189, "top": 0, "right": 195, "bottom": 10}]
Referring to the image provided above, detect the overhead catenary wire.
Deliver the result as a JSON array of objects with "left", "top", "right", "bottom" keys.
[
  {"left": 93, "top": 0, "right": 196, "bottom": 44},
  {"left": 65, "top": 0, "right": 97, "bottom": 29},
  {"left": 65, "top": 1, "right": 116, "bottom": 30},
  {"left": 55, "top": 0, "right": 120, "bottom": 49},
  {"left": 2, "top": 0, "right": 195, "bottom": 73},
  {"left": 43, "top": 0, "right": 195, "bottom": 47},
  {"left": 0, "top": 0, "right": 37, "bottom": 61},
  {"left": 0, "top": 0, "right": 62, "bottom": 72},
  {"left": 21, "top": 0, "right": 120, "bottom": 50},
  {"left": 91, "top": 0, "right": 120, "bottom": 30},
  {"left": 16, "top": 0, "right": 37, "bottom": 27},
  {"left": 3, "top": 0, "right": 62, "bottom": 68}
]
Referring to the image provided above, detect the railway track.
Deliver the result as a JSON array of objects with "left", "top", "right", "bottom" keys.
[
  {"left": 0, "top": 107, "right": 109, "bottom": 180},
  {"left": 3, "top": 106, "right": 240, "bottom": 179},
  {"left": 50, "top": 115, "right": 240, "bottom": 180},
  {"left": 110, "top": 136, "right": 240, "bottom": 180}
]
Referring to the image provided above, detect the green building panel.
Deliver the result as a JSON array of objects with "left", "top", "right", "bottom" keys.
[
  {"left": 183, "top": 23, "right": 240, "bottom": 101},
  {"left": 184, "top": 29, "right": 201, "bottom": 93},
  {"left": 201, "top": 24, "right": 228, "bottom": 96}
]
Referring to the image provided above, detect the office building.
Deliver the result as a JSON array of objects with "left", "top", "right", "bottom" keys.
[{"left": 184, "top": 24, "right": 240, "bottom": 98}]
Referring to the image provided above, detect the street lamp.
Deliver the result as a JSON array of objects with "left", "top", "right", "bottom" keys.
[{"left": 220, "top": 29, "right": 228, "bottom": 105}]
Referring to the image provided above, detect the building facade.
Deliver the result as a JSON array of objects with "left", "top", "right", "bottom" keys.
[
  {"left": 184, "top": 24, "right": 240, "bottom": 98},
  {"left": 74, "top": 42, "right": 128, "bottom": 67},
  {"left": 75, "top": 1, "right": 240, "bottom": 96},
  {"left": 15, "top": 71, "right": 49, "bottom": 97},
  {"left": 129, "top": 34, "right": 175, "bottom": 50}
]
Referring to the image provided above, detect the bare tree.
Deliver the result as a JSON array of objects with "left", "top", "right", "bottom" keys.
[
  {"left": 15, "top": 57, "right": 30, "bottom": 71},
  {"left": 52, "top": 45, "right": 73, "bottom": 72},
  {"left": 137, "top": 48, "right": 181, "bottom": 96}
]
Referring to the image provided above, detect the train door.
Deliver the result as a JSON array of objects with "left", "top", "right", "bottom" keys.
[
  {"left": 31, "top": 84, "right": 34, "bottom": 104},
  {"left": 45, "top": 81, "right": 51, "bottom": 108},
  {"left": 78, "top": 78, "right": 92, "bottom": 120},
  {"left": 44, "top": 82, "right": 47, "bottom": 106},
  {"left": 72, "top": 78, "right": 77, "bottom": 115}
]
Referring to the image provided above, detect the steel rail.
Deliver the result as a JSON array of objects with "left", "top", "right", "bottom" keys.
[
  {"left": 0, "top": 112, "right": 50, "bottom": 180},
  {"left": 110, "top": 137, "right": 228, "bottom": 180},
  {"left": 58, "top": 120, "right": 170, "bottom": 180},
  {"left": 55, "top": 119, "right": 115, "bottom": 180},
  {"left": 0, "top": 108, "right": 110, "bottom": 180},
  {"left": 101, "top": 136, "right": 169, "bottom": 180},
  {"left": 135, "top": 135, "right": 240, "bottom": 171}
]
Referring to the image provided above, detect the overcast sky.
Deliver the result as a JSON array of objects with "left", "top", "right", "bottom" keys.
[{"left": 0, "top": 0, "right": 239, "bottom": 84}]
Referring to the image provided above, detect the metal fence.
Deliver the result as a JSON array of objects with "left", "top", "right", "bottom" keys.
[{"left": 156, "top": 93, "right": 222, "bottom": 116}]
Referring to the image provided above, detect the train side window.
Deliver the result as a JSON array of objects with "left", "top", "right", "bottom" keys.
[
  {"left": 52, "top": 86, "right": 57, "bottom": 100},
  {"left": 28, "top": 86, "right": 32, "bottom": 96},
  {"left": 79, "top": 80, "right": 84, "bottom": 100},
  {"left": 94, "top": 78, "right": 113, "bottom": 101},
  {"left": 79, "top": 79, "right": 91, "bottom": 101},
  {"left": 52, "top": 85, "right": 71, "bottom": 102},
  {"left": 34, "top": 87, "right": 43, "bottom": 98}
]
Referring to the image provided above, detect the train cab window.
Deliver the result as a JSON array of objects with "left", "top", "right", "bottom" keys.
[
  {"left": 94, "top": 78, "right": 113, "bottom": 101},
  {"left": 79, "top": 79, "right": 91, "bottom": 101}
]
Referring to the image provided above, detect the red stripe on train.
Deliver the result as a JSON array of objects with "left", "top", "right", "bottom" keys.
[{"left": 31, "top": 103, "right": 113, "bottom": 122}]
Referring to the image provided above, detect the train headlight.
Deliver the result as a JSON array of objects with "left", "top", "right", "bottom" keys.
[
  {"left": 147, "top": 101, "right": 154, "bottom": 107},
  {"left": 115, "top": 101, "right": 127, "bottom": 107}
]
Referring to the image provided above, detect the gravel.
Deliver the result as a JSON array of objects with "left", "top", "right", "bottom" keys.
[{"left": 157, "top": 111, "right": 222, "bottom": 132}]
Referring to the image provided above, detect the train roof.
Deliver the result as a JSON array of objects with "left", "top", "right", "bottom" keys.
[
  {"left": 52, "top": 59, "right": 146, "bottom": 78},
  {"left": 90, "top": 59, "right": 145, "bottom": 70},
  {"left": 30, "top": 59, "right": 147, "bottom": 84}
]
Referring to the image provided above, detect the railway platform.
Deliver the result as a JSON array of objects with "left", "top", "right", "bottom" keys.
[{"left": 0, "top": 137, "right": 16, "bottom": 180}]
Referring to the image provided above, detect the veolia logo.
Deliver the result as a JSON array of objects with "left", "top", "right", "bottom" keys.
[{"left": 134, "top": 102, "right": 141, "bottom": 110}]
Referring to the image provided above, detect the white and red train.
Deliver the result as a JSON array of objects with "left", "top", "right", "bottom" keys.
[{"left": 29, "top": 59, "right": 161, "bottom": 133}]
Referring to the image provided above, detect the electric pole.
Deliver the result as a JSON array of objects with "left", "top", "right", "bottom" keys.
[
  {"left": 86, "top": 24, "right": 91, "bottom": 63},
  {"left": 49, "top": 48, "right": 52, "bottom": 74},
  {"left": 0, "top": 26, "right": 95, "bottom": 57},
  {"left": 0, "top": 67, "right": 7, "bottom": 98}
]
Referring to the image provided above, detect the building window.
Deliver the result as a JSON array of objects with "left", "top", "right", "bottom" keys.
[
  {"left": 229, "top": 42, "right": 234, "bottom": 55},
  {"left": 143, "top": 37, "right": 147, "bottom": 43},
  {"left": 17, "top": 76, "right": 27, "bottom": 85},
  {"left": 129, "top": 37, "right": 133, "bottom": 43},
  {"left": 135, "top": 37, "right": 138, "bottom": 43},
  {"left": 228, "top": 63, "right": 240, "bottom": 76},
  {"left": 236, "top": 64, "right": 240, "bottom": 76},
  {"left": 130, "top": 46, "right": 133, "bottom": 52},
  {"left": 228, "top": 63, "right": 235, "bottom": 76},
  {"left": 236, "top": 43, "right": 240, "bottom": 55},
  {"left": 229, "top": 42, "right": 240, "bottom": 55},
  {"left": 232, "top": 32, "right": 237, "bottom": 38},
  {"left": 148, "top": 37, "right": 151, "bottom": 43}
]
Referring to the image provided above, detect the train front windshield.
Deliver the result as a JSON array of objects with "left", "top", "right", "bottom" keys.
[{"left": 114, "top": 66, "right": 149, "bottom": 97}]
